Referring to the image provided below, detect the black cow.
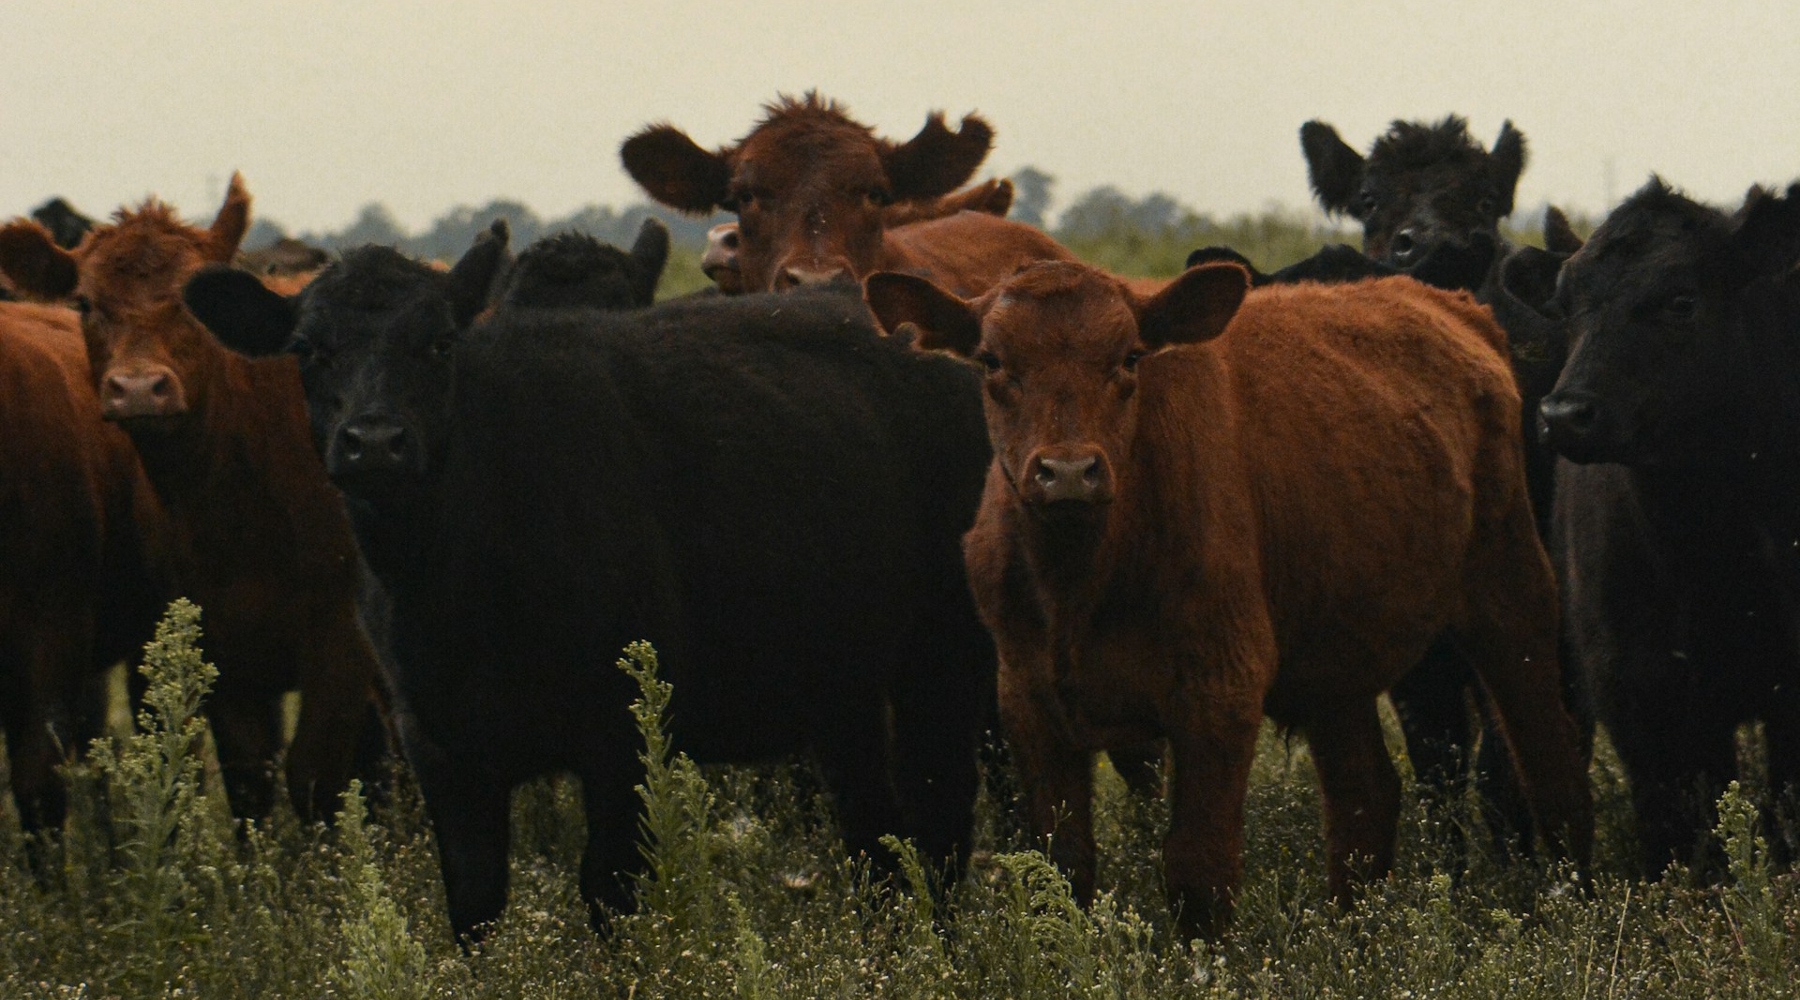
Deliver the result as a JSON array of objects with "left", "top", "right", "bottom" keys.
[
  {"left": 1299, "top": 116, "right": 1586, "bottom": 837},
  {"left": 181, "top": 228, "right": 996, "bottom": 943},
  {"left": 494, "top": 217, "right": 669, "bottom": 312},
  {"left": 1530, "top": 178, "right": 1800, "bottom": 873}
]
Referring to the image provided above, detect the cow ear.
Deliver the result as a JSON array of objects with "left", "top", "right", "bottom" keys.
[
  {"left": 205, "top": 172, "right": 253, "bottom": 262},
  {"left": 629, "top": 217, "right": 670, "bottom": 305},
  {"left": 1727, "top": 181, "right": 1800, "bottom": 279},
  {"left": 621, "top": 125, "right": 733, "bottom": 214},
  {"left": 1497, "top": 245, "right": 1568, "bottom": 320},
  {"left": 1488, "top": 121, "right": 1527, "bottom": 218},
  {"left": 883, "top": 112, "right": 993, "bottom": 203},
  {"left": 0, "top": 220, "right": 79, "bottom": 299},
  {"left": 1136, "top": 262, "right": 1248, "bottom": 349},
  {"left": 863, "top": 271, "right": 982, "bottom": 356},
  {"left": 1300, "top": 120, "right": 1366, "bottom": 217},
  {"left": 1543, "top": 205, "right": 1584, "bottom": 255},
  {"left": 184, "top": 265, "right": 300, "bottom": 357},
  {"left": 447, "top": 218, "right": 510, "bottom": 326}
]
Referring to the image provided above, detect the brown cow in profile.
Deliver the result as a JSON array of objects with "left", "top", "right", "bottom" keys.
[
  {"left": 865, "top": 260, "right": 1593, "bottom": 938},
  {"left": 0, "top": 301, "right": 163, "bottom": 834},
  {"left": 623, "top": 92, "right": 1073, "bottom": 295},
  {"left": 0, "top": 176, "right": 386, "bottom": 822}
]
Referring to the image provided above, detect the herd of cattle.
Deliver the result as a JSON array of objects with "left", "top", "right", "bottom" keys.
[{"left": 1, "top": 91, "right": 1796, "bottom": 944}]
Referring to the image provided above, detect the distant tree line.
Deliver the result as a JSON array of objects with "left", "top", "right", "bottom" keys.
[{"left": 246, "top": 167, "right": 1571, "bottom": 283}]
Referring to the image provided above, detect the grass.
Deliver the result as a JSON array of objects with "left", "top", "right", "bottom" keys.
[{"left": 0, "top": 602, "right": 1795, "bottom": 998}]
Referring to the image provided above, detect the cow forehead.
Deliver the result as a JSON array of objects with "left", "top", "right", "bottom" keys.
[
  {"left": 78, "top": 212, "right": 209, "bottom": 302},
  {"left": 1568, "top": 192, "right": 1728, "bottom": 298},
  {"left": 985, "top": 272, "right": 1137, "bottom": 361},
  {"left": 735, "top": 115, "right": 887, "bottom": 187}
]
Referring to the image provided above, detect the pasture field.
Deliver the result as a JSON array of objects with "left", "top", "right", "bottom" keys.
[{"left": 0, "top": 602, "right": 1794, "bottom": 999}]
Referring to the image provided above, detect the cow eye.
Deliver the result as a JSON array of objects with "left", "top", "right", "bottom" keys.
[
  {"left": 430, "top": 335, "right": 454, "bottom": 358},
  {"left": 1357, "top": 191, "right": 1378, "bottom": 215},
  {"left": 72, "top": 294, "right": 92, "bottom": 316},
  {"left": 733, "top": 188, "right": 757, "bottom": 211},
  {"left": 1121, "top": 349, "right": 1145, "bottom": 372},
  {"left": 867, "top": 187, "right": 894, "bottom": 207},
  {"left": 1665, "top": 293, "right": 1698, "bottom": 320},
  {"left": 1477, "top": 195, "right": 1497, "bottom": 216},
  {"left": 975, "top": 350, "right": 1001, "bottom": 372}
]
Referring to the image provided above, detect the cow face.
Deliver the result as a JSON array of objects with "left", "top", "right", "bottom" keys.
[
  {"left": 185, "top": 222, "right": 510, "bottom": 497},
  {"left": 1302, "top": 116, "right": 1525, "bottom": 271},
  {"left": 867, "top": 261, "right": 1246, "bottom": 533},
  {"left": 1537, "top": 180, "right": 1800, "bottom": 465},
  {"left": 0, "top": 176, "right": 252, "bottom": 437},
  {"left": 623, "top": 92, "right": 993, "bottom": 292}
]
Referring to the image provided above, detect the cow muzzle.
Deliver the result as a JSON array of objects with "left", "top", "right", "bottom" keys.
[
  {"left": 702, "top": 223, "right": 743, "bottom": 294},
  {"left": 1537, "top": 392, "right": 1618, "bottom": 464},
  {"left": 772, "top": 261, "right": 854, "bottom": 291},
  {"left": 329, "top": 414, "right": 423, "bottom": 488},
  {"left": 100, "top": 365, "right": 188, "bottom": 421},
  {"left": 1023, "top": 448, "right": 1113, "bottom": 510}
]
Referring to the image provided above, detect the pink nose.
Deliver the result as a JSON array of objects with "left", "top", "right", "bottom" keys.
[
  {"left": 774, "top": 264, "right": 851, "bottom": 290},
  {"left": 101, "top": 366, "right": 187, "bottom": 420}
]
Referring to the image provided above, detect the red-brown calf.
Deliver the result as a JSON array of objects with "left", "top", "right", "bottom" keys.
[
  {"left": 865, "top": 261, "right": 1593, "bottom": 938},
  {"left": 0, "top": 177, "right": 384, "bottom": 821},
  {"left": 623, "top": 92, "right": 1073, "bottom": 295}
]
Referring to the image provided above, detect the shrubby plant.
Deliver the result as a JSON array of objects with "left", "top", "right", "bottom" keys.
[{"left": 0, "top": 610, "right": 1793, "bottom": 997}]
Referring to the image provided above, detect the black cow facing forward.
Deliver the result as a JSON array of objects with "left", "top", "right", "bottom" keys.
[
  {"left": 1529, "top": 179, "right": 1800, "bottom": 873},
  {"left": 181, "top": 229, "right": 996, "bottom": 944}
]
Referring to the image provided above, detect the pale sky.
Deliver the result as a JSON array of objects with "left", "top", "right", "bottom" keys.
[{"left": 4, "top": 2, "right": 1797, "bottom": 235}]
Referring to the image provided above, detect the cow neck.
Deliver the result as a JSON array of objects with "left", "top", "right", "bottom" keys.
[
  {"left": 126, "top": 347, "right": 308, "bottom": 520},
  {"left": 1014, "top": 357, "right": 1213, "bottom": 630}
]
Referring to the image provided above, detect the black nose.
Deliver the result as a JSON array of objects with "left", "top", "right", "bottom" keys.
[
  {"left": 332, "top": 417, "right": 414, "bottom": 477},
  {"left": 1033, "top": 455, "right": 1102, "bottom": 504},
  {"left": 1390, "top": 228, "right": 1423, "bottom": 266},
  {"left": 1538, "top": 394, "right": 1610, "bottom": 462}
]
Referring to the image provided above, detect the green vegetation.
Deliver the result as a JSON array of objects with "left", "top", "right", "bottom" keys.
[
  {"left": 253, "top": 168, "right": 1593, "bottom": 299},
  {"left": 2, "top": 605, "right": 1794, "bottom": 997}
]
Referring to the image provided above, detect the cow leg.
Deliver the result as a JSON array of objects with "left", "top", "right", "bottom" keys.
[
  {"left": 1764, "top": 710, "right": 1800, "bottom": 865},
  {"left": 208, "top": 689, "right": 282, "bottom": 821},
  {"left": 1387, "top": 636, "right": 1475, "bottom": 796},
  {"left": 286, "top": 605, "right": 385, "bottom": 821},
  {"left": 3, "top": 603, "right": 91, "bottom": 837},
  {"left": 892, "top": 607, "right": 993, "bottom": 874},
  {"left": 814, "top": 694, "right": 906, "bottom": 868},
  {"left": 1610, "top": 707, "right": 1735, "bottom": 876},
  {"left": 1161, "top": 691, "right": 1260, "bottom": 940},
  {"left": 999, "top": 665, "right": 1097, "bottom": 904},
  {"left": 578, "top": 763, "right": 642, "bottom": 932},
  {"left": 414, "top": 749, "right": 513, "bottom": 946},
  {"left": 3, "top": 668, "right": 75, "bottom": 837},
  {"left": 1307, "top": 698, "right": 1402, "bottom": 903},
  {"left": 1454, "top": 571, "right": 1594, "bottom": 872},
  {"left": 1107, "top": 742, "right": 1166, "bottom": 799}
]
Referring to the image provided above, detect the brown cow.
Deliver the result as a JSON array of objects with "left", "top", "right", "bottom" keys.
[
  {"left": 699, "top": 176, "right": 1017, "bottom": 296},
  {"left": 0, "top": 176, "right": 385, "bottom": 822},
  {"left": 622, "top": 92, "right": 1073, "bottom": 295},
  {"left": 865, "top": 260, "right": 1593, "bottom": 938},
  {"left": 0, "top": 301, "right": 163, "bottom": 833}
]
